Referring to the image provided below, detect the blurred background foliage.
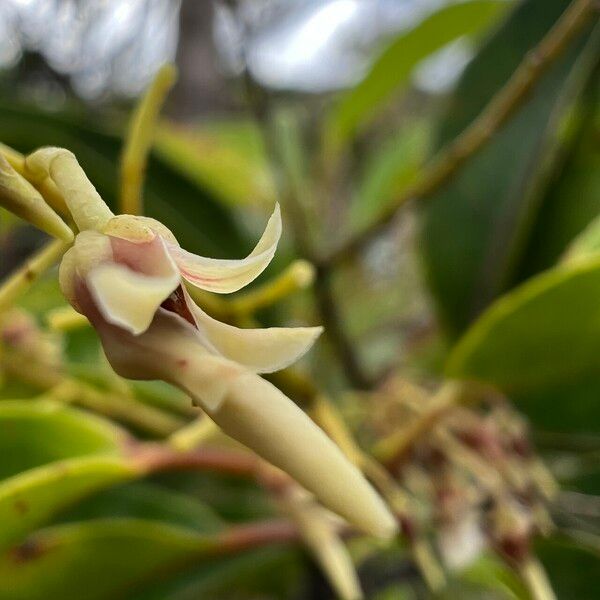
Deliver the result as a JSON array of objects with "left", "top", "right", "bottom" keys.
[{"left": 0, "top": 0, "right": 599, "bottom": 598}]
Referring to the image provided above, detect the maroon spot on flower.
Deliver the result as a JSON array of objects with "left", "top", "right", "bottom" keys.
[{"left": 160, "top": 286, "right": 196, "bottom": 327}]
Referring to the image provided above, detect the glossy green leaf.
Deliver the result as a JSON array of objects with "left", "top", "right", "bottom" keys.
[
  {"left": 0, "top": 456, "right": 136, "bottom": 551},
  {"left": 326, "top": 0, "right": 510, "bottom": 148},
  {"left": 446, "top": 255, "right": 600, "bottom": 388},
  {"left": 0, "top": 519, "right": 212, "bottom": 600},
  {"left": 420, "top": 0, "right": 599, "bottom": 335},
  {"left": 446, "top": 256, "right": 600, "bottom": 432},
  {"left": 0, "top": 401, "right": 125, "bottom": 479}
]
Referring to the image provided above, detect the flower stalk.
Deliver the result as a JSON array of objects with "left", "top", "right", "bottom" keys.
[
  {"left": 20, "top": 144, "right": 397, "bottom": 539},
  {"left": 0, "top": 154, "right": 73, "bottom": 241},
  {"left": 0, "top": 238, "right": 70, "bottom": 313},
  {"left": 120, "top": 64, "right": 178, "bottom": 215}
]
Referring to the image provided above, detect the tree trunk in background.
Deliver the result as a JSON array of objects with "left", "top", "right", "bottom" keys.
[{"left": 169, "top": 0, "right": 235, "bottom": 119}]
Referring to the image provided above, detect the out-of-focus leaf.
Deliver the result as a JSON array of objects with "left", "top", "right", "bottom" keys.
[
  {"left": 132, "top": 547, "right": 301, "bottom": 600},
  {"left": 152, "top": 471, "right": 273, "bottom": 524},
  {"left": 61, "top": 482, "right": 223, "bottom": 534},
  {"left": 0, "top": 102, "right": 247, "bottom": 258},
  {"left": 536, "top": 537, "right": 600, "bottom": 600},
  {"left": 154, "top": 120, "right": 276, "bottom": 208},
  {"left": 451, "top": 554, "right": 527, "bottom": 599},
  {"left": 16, "top": 273, "right": 65, "bottom": 318},
  {"left": 0, "top": 519, "right": 210, "bottom": 600},
  {"left": 349, "top": 120, "right": 432, "bottom": 230},
  {"left": 420, "top": 0, "right": 599, "bottom": 336},
  {"left": 517, "top": 79, "right": 600, "bottom": 276},
  {"left": 326, "top": 0, "right": 510, "bottom": 148},
  {"left": 0, "top": 456, "right": 136, "bottom": 551},
  {"left": 446, "top": 256, "right": 600, "bottom": 433},
  {"left": 0, "top": 401, "right": 125, "bottom": 479}
]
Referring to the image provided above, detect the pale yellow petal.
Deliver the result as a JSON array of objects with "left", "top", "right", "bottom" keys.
[
  {"left": 59, "top": 231, "right": 113, "bottom": 310},
  {"left": 183, "top": 288, "right": 322, "bottom": 373},
  {"left": 87, "top": 263, "right": 179, "bottom": 335},
  {"left": 169, "top": 204, "right": 282, "bottom": 293},
  {"left": 103, "top": 214, "right": 177, "bottom": 244},
  {"left": 90, "top": 302, "right": 396, "bottom": 538},
  {"left": 194, "top": 372, "right": 398, "bottom": 539},
  {"left": 58, "top": 246, "right": 79, "bottom": 309}
]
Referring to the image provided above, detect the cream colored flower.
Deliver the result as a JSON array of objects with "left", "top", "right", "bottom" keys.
[{"left": 27, "top": 147, "right": 397, "bottom": 539}]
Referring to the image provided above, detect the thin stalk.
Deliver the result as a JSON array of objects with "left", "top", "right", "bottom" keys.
[
  {"left": 375, "top": 382, "right": 467, "bottom": 468},
  {"left": 0, "top": 239, "right": 69, "bottom": 312},
  {"left": 227, "top": 259, "right": 315, "bottom": 317},
  {"left": 120, "top": 64, "right": 177, "bottom": 215},
  {"left": 519, "top": 558, "right": 557, "bottom": 600},
  {"left": 46, "top": 306, "right": 89, "bottom": 332},
  {"left": 168, "top": 416, "right": 220, "bottom": 451},
  {"left": 1, "top": 350, "right": 185, "bottom": 436}
]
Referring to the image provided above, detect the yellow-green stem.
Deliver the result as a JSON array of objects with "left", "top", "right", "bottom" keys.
[
  {"left": 0, "top": 239, "right": 69, "bottom": 313},
  {"left": 120, "top": 64, "right": 178, "bottom": 215}
]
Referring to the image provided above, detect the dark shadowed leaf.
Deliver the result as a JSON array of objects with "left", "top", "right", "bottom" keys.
[
  {"left": 0, "top": 519, "right": 212, "bottom": 600},
  {"left": 61, "top": 481, "right": 223, "bottom": 534},
  {"left": 536, "top": 537, "right": 600, "bottom": 600},
  {"left": 518, "top": 82, "right": 600, "bottom": 277},
  {"left": 0, "top": 102, "right": 247, "bottom": 258},
  {"left": 420, "top": 0, "right": 599, "bottom": 335}
]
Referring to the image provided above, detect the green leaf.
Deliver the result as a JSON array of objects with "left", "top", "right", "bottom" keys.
[
  {"left": 420, "top": 0, "right": 599, "bottom": 335},
  {"left": 517, "top": 79, "right": 600, "bottom": 276},
  {"left": 0, "top": 519, "right": 211, "bottom": 600},
  {"left": 0, "top": 102, "right": 247, "bottom": 258},
  {"left": 154, "top": 119, "right": 276, "bottom": 208},
  {"left": 446, "top": 256, "right": 600, "bottom": 433},
  {"left": 326, "top": 0, "right": 510, "bottom": 148},
  {"left": 536, "top": 537, "right": 600, "bottom": 600},
  {"left": 132, "top": 547, "right": 301, "bottom": 600},
  {"left": 61, "top": 482, "right": 223, "bottom": 534},
  {"left": 451, "top": 554, "right": 527, "bottom": 599},
  {"left": 0, "top": 400, "right": 125, "bottom": 479},
  {"left": 349, "top": 119, "right": 432, "bottom": 230},
  {"left": 0, "top": 456, "right": 136, "bottom": 551}
]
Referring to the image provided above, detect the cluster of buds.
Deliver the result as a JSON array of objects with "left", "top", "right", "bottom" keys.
[
  {"left": 0, "top": 146, "right": 397, "bottom": 541},
  {"left": 365, "top": 377, "right": 556, "bottom": 573}
]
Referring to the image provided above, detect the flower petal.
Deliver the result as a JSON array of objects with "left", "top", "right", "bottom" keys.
[
  {"left": 202, "top": 371, "right": 398, "bottom": 538},
  {"left": 87, "top": 264, "right": 180, "bottom": 335},
  {"left": 183, "top": 287, "right": 322, "bottom": 373},
  {"left": 168, "top": 204, "right": 282, "bottom": 293},
  {"left": 87, "top": 236, "right": 180, "bottom": 335},
  {"left": 78, "top": 283, "right": 397, "bottom": 538}
]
